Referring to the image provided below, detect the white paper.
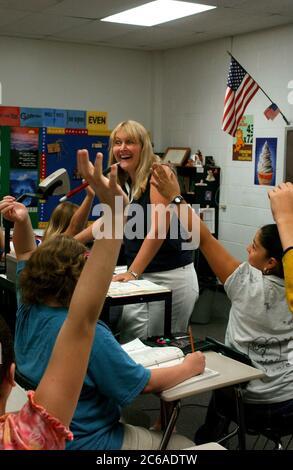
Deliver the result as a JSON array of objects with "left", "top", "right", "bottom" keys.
[
  {"left": 108, "top": 279, "right": 170, "bottom": 297},
  {"left": 122, "top": 338, "right": 219, "bottom": 390}
]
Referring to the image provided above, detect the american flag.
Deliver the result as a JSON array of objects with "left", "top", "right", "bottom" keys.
[
  {"left": 264, "top": 103, "right": 280, "bottom": 120},
  {"left": 222, "top": 57, "right": 259, "bottom": 136}
]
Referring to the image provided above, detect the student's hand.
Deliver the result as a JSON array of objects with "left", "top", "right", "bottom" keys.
[
  {"left": 112, "top": 271, "right": 138, "bottom": 282},
  {"left": 151, "top": 163, "right": 181, "bottom": 203},
  {"left": 268, "top": 182, "right": 293, "bottom": 224},
  {"left": 0, "top": 196, "right": 29, "bottom": 223},
  {"left": 77, "top": 150, "right": 129, "bottom": 209},
  {"left": 183, "top": 351, "right": 206, "bottom": 376}
]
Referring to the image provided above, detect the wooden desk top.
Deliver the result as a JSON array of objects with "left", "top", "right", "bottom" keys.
[{"left": 160, "top": 351, "right": 265, "bottom": 401}]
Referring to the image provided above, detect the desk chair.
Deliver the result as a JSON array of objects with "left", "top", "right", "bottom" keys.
[
  {"left": 6, "top": 383, "right": 28, "bottom": 412},
  {"left": 200, "top": 338, "right": 293, "bottom": 450},
  {"left": 245, "top": 412, "right": 293, "bottom": 450},
  {"left": 195, "top": 336, "right": 252, "bottom": 450}
]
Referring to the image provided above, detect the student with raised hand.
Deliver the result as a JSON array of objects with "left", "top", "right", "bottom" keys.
[
  {"left": 43, "top": 183, "right": 95, "bottom": 241},
  {"left": 151, "top": 163, "right": 293, "bottom": 444},
  {"left": 0, "top": 162, "right": 122, "bottom": 450},
  {"left": 269, "top": 182, "right": 293, "bottom": 313},
  {"left": 1, "top": 153, "right": 205, "bottom": 450}
]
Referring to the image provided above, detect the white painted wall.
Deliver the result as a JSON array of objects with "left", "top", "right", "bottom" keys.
[
  {"left": 159, "top": 25, "right": 293, "bottom": 260},
  {"left": 0, "top": 37, "right": 152, "bottom": 130},
  {"left": 1, "top": 26, "right": 293, "bottom": 261}
]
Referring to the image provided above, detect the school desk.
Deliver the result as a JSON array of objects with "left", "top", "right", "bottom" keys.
[{"left": 159, "top": 351, "right": 265, "bottom": 450}]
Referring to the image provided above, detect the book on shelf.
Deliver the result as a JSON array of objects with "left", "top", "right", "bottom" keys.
[
  {"left": 121, "top": 338, "right": 219, "bottom": 389},
  {"left": 107, "top": 279, "right": 170, "bottom": 297}
]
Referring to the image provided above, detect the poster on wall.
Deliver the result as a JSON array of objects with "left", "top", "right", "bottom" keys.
[
  {"left": 10, "top": 127, "right": 39, "bottom": 169},
  {"left": 38, "top": 128, "right": 110, "bottom": 227},
  {"left": 10, "top": 169, "right": 39, "bottom": 209},
  {"left": 9, "top": 127, "right": 39, "bottom": 210},
  {"left": 254, "top": 138, "right": 277, "bottom": 186},
  {"left": 233, "top": 115, "right": 254, "bottom": 161},
  {"left": 0, "top": 104, "right": 110, "bottom": 228}
]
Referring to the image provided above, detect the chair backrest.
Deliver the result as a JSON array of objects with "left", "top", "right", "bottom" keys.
[
  {"left": 205, "top": 336, "right": 253, "bottom": 366},
  {"left": 204, "top": 338, "right": 293, "bottom": 449},
  {"left": 6, "top": 383, "right": 27, "bottom": 412},
  {"left": 247, "top": 411, "right": 293, "bottom": 449}
]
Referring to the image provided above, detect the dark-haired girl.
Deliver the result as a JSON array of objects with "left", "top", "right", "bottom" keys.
[{"left": 151, "top": 163, "right": 293, "bottom": 443}]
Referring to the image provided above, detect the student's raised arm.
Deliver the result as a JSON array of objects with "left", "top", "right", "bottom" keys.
[
  {"left": 75, "top": 149, "right": 128, "bottom": 245},
  {"left": 33, "top": 156, "right": 127, "bottom": 427},
  {"left": 0, "top": 196, "right": 36, "bottom": 260},
  {"left": 151, "top": 164, "right": 240, "bottom": 284},
  {"left": 63, "top": 184, "right": 95, "bottom": 237},
  {"left": 269, "top": 182, "right": 293, "bottom": 250},
  {"left": 269, "top": 182, "right": 293, "bottom": 313}
]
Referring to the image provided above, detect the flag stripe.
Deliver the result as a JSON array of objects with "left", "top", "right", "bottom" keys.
[
  {"left": 222, "top": 93, "right": 236, "bottom": 132},
  {"left": 222, "top": 88, "right": 234, "bottom": 121},
  {"left": 235, "top": 85, "right": 258, "bottom": 124},
  {"left": 235, "top": 78, "right": 258, "bottom": 118},
  {"left": 222, "top": 58, "right": 259, "bottom": 136},
  {"left": 225, "top": 77, "right": 259, "bottom": 134},
  {"left": 231, "top": 82, "right": 259, "bottom": 135}
]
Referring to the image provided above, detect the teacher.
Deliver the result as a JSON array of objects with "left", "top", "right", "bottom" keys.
[{"left": 110, "top": 120, "right": 198, "bottom": 342}]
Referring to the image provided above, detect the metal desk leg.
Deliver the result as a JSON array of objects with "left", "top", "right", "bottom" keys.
[
  {"left": 163, "top": 291, "right": 172, "bottom": 338},
  {"left": 235, "top": 385, "right": 246, "bottom": 450},
  {"left": 159, "top": 400, "right": 181, "bottom": 450}
]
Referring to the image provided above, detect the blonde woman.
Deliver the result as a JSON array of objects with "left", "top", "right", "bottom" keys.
[{"left": 109, "top": 120, "right": 198, "bottom": 342}]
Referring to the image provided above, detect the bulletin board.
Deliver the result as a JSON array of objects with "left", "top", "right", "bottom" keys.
[
  {"left": 39, "top": 128, "right": 110, "bottom": 227},
  {"left": 0, "top": 105, "right": 110, "bottom": 228}
]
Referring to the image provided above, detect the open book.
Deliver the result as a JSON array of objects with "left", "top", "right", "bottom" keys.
[
  {"left": 107, "top": 279, "right": 170, "bottom": 297},
  {"left": 122, "top": 338, "right": 219, "bottom": 388}
]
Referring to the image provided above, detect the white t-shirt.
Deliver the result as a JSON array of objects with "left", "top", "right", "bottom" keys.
[{"left": 224, "top": 262, "right": 293, "bottom": 403}]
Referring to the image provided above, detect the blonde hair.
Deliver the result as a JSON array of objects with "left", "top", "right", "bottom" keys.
[
  {"left": 108, "top": 120, "right": 159, "bottom": 200},
  {"left": 20, "top": 235, "right": 86, "bottom": 307},
  {"left": 43, "top": 201, "right": 79, "bottom": 241}
]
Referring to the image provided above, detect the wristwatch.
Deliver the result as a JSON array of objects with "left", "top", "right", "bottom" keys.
[
  {"left": 170, "top": 195, "right": 184, "bottom": 205},
  {"left": 128, "top": 270, "right": 139, "bottom": 280}
]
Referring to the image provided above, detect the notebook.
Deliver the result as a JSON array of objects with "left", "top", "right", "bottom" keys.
[{"left": 121, "top": 338, "right": 219, "bottom": 390}]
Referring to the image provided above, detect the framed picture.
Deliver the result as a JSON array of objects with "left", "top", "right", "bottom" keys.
[
  {"left": 205, "top": 156, "right": 215, "bottom": 166},
  {"left": 161, "top": 147, "right": 191, "bottom": 166}
]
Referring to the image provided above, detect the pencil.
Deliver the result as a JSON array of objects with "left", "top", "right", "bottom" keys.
[{"left": 188, "top": 325, "right": 195, "bottom": 353}]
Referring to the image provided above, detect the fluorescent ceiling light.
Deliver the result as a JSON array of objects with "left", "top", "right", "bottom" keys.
[{"left": 101, "top": 1, "right": 216, "bottom": 27}]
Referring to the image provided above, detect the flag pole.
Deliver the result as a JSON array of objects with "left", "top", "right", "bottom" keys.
[{"left": 227, "top": 51, "right": 290, "bottom": 125}]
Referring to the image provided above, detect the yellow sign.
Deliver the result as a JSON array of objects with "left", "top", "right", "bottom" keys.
[
  {"left": 47, "top": 127, "right": 65, "bottom": 134},
  {"left": 47, "top": 143, "right": 61, "bottom": 153},
  {"left": 86, "top": 111, "right": 108, "bottom": 131}
]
